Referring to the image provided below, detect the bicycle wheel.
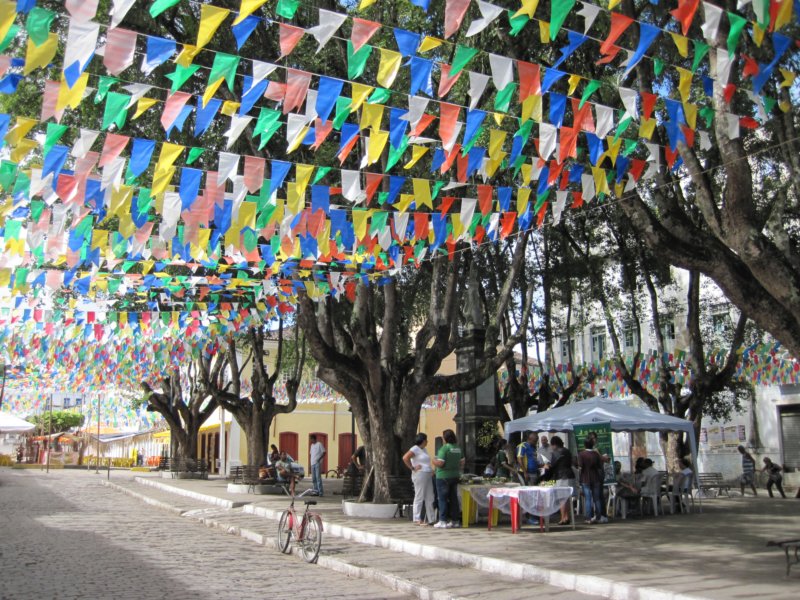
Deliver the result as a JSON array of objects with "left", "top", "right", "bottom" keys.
[
  {"left": 300, "top": 515, "right": 322, "bottom": 563},
  {"left": 277, "top": 510, "right": 293, "bottom": 553}
]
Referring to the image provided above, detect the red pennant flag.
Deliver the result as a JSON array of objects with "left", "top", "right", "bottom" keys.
[
  {"left": 723, "top": 83, "right": 736, "bottom": 104},
  {"left": 559, "top": 169, "right": 570, "bottom": 190},
  {"left": 596, "top": 45, "right": 622, "bottom": 65},
  {"left": 438, "top": 102, "right": 460, "bottom": 144},
  {"left": 536, "top": 203, "right": 548, "bottom": 228},
  {"left": 629, "top": 159, "right": 646, "bottom": 182},
  {"left": 312, "top": 119, "right": 333, "bottom": 149},
  {"left": 641, "top": 92, "right": 658, "bottom": 120},
  {"left": 439, "top": 196, "right": 455, "bottom": 215},
  {"left": 665, "top": 146, "right": 680, "bottom": 168},
  {"left": 337, "top": 133, "right": 360, "bottom": 164},
  {"left": 284, "top": 68, "right": 312, "bottom": 114},
  {"left": 307, "top": 209, "right": 326, "bottom": 237},
  {"left": 474, "top": 225, "right": 485, "bottom": 244},
  {"left": 364, "top": 172, "right": 383, "bottom": 205},
  {"left": 570, "top": 98, "right": 594, "bottom": 132},
  {"left": 444, "top": 0, "right": 471, "bottom": 39},
  {"left": 440, "top": 144, "right": 461, "bottom": 174},
  {"left": 161, "top": 91, "right": 192, "bottom": 132},
  {"left": 517, "top": 61, "right": 541, "bottom": 101},
  {"left": 670, "top": 0, "right": 700, "bottom": 36},
  {"left": 559, "top": 127, "right": 578, "bottom": 164},
  {"left": 570, "top": 191, "right": 583, "bottom": 208},
  {"left": 600, "top": 13, "right": 634, "bottom": 55},
  {"left": 680, "top": 125, "right": 695, "bottom": 148},
  {"left": 243, "top": 155, "right": 265, "bottom": 193},
  {"left": 410, "top": 113, "right": 436, "bottom": 137},
  {"left": 414, "top": 212, "right": 430, "bottom": 240},
  {"left": 279, "top": 23, "right": 305, "bottom": 58},
  {"left": 741, "top": 55, "right": 759, "bottom": 78},
  {"left": 456, "top": 152, "right": 468, "bottom": 182},
  {"left": 351, "top": 18, "right": 381, "bottom": 52},
  {"left": 548, "top": 160, "right": 564, "bottom": 185},
  {"left": 437, "top": 63, "right": 462, "bottom": 98},
  {"left": 477, "top": 185, "right": 493, "bottom": 215},
  {"left": 264, "top": 81, "right": 286, "bottom": 102},
  {"left": 500, "top": 212, "right": 517, "bottom": 238},
  {"left": 740, "top": 116, "right": 759, "bottom": 129},
  {"left": 98, "top": 133, "right": 129, "bottom": 167}
]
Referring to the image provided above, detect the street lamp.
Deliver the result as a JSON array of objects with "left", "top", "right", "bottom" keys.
[{"left": 0, "top": 363, "right": 6, "bottom": 412}]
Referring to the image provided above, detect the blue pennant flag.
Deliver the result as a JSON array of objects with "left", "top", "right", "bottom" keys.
[
  {"left": 497, "top": 187, "right": 512, "bottom": 212},
  {"left": 549, "top": 93, "right": 567, "bottom": 127},
  {"left": 129, "top": 138, "right": 156, "bottom": 177},
  {"left": 240, "top": 75, "right": 269, "bottom": 115},
  {"left": 464, "top": 109, "right": 486, "bottom": 147},
  {"left": 467, "top": 147, "right": 486, "bottom": 178},
  {"left": 166, "top": 104, "right": 193, "bottom": 138},
  {"left": 553, "top": 31, "right": 588, "bottom": 69},
  {"left": 194, "top": 97, "right": 222, "bottom": 136},
  {"left": 316, "top": 77, "right": 344, "bottom": 123},
  {"left": 409, "top": 57, "right": 434, "bottom": 96},
  {"left": 623, "top": 24, "right": 660, "bottom": 77},
  {"left": 394, "top": 28, "right": 421, "bottom": 57},
  {"left": 311, "top": 185, "right": 330, "bottom": 214},
  {"left": 268, "top": 160, "right": 292, "bottom": 198},
  {"left": 541, "top": 68, "right": 567, "bottom": 94},
  {"left": 143, "top": 37, "right": 176, "bottom": 74},
  {"left": 42, "top": 145, "right": 68, "bottom": 179},
  {"left": 586, "top": 133, "right": 603, "bottom": 166},
  {"left": 232, "top": 15, "right": 259, "bottom": 50},
  {"left": 387, "top": 175, "right": 405, "bottom": 205},
  {"left": 179, "top": 168, "right": 203, "bottom": 210},
  {"left": 389, "top": 107, "right": 409, "bottom": 149}
]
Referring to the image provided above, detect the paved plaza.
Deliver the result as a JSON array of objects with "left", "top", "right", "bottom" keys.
[{"left": 3, "top": 468, "right": 797, "bottom": 600}]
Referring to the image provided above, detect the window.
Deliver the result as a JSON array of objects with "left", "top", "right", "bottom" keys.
[
  {"left": 712, "top": 314, "right": 729, "bottom": 334},
  {"left": 779, "top": 405, "right": 800, "bottom": 470},
  {"left": 660, "top": 322, "right": 675, "bottom": 340},
  {"left": 591, "top": 327, "right": 606, "bottom": 361},
  {"left": 560, "top": 336, "right": 576, "bottom": 361},
  {"left": 623, "top": 325, "right": 639, "bottom": 349}
]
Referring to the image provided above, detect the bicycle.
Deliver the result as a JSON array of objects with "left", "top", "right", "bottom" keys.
[{"left": 277, "top": 489, "right": 323, "bottom": 563}]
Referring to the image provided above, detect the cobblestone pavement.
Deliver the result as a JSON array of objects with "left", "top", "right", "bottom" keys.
[{"left": 0, "top": 469, "right": 409, "bottom": 600}]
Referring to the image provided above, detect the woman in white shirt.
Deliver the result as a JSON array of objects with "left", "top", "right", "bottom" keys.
[{"left": 403, "top": 433, "right": 435, "bottom": 526}]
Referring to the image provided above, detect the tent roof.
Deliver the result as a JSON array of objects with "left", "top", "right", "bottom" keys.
[
  {"left": 504, "top": 397, "right": 695, "bottom": 436},
  {"left": 0, "top": 412, "right": 36, "bottom": 433}
]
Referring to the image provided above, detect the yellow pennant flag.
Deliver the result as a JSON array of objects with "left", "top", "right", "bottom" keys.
[
  {"left": 295, "top": 164, "right": 314, "bottom": 198},
  {"left": 775, "top": 0, "right": 793, "bottom": 30},
  {"left": 412, "top": 178, "right": 432, "bottom": 209},
  {"left": 451, "top": 214, "right": 463, "bottom": 240},
  {"left": 233, "top": 0, "right": 267, "bottom": 25},
  {"left": 366, "top": 130, "right": 389, "bottom": 165},
  {"left": 56, "top": 73, "right": 89, "bottom": 112},
  {"left": 350, "top": 83, "right": 373, "bottom": 113},
  {"left": 10, "top": 139, "right": 37, "bottom": 163},
  {"left": 202, "top": 77, "right": 225, "bottom": 108},
  {"left": 669, "top": 32, "right": 689, "bottom": 58},
  {"left": 539, "top": 21, "right": 550, "bottom": 44},
  {"left": 396, "top": 193, "right": 414, "bottom": 213},
  {"left": 0, "top": 268, "right": 10, "bottom": 289},
  {"left": 151, "top": 167, "right": 176, "bottom": 197},
  {"left": 675, "top": 67, "right": 692, "bottom": 103},
  {"left": 109, "top": 185, "right": 133, "bottom": 219},
  {"left": 521, "top": 94, "right": 542, "bottom": 123},
  {"left": 376, "top": 48, "right": 402, "bottom": 88},
  {"left": 567, "top": 74, "right": 581, "bottom": 96},
  {"left": 197, "top": 5, "right": 230, "bottom": 50},
  {"left": 638, "top": 117, "right": 656, "bottom": 140},
  {"left": 352, "top": 210, "right": 369, "bottom": 240},
  {"left": 287, "top": 124, "right": 310, "bottom": 153},
  {"left": 520, "top": 162, "right": 533, "bottom": 184},
  {"left": 492, "top": 113, "right": 505, "bottom": 126},
  {"left": 514, "top": 0, "right": 539, "bottom": 19},
  {"left": 175, "top": 44, "right": 201, "bottom": 67},
  {"left": 118, "top": 214, "right": 136, "bottom": 238},
  {"left": 133, "top": 97, "right": 158, "bottom": 120},
  {"left": 360, "top": 102, "right": 385, "bottom": 132},
  {"left": 604, "top": 136, "right": 622, "bottom": 166},
  {"left": 488, "top": 129, "right": 507, "bottom": 161},
  {"left": 752, "top": 23, "right": 765, "bottom": 47},
  {"left": 155, "top": 143, "right": 185, "bottom": 175},
  {"left": 485, "top": 154, "right": 505, "bottom": 178},
  {"left": 358, "top": 0, "right": 378, "bottom": 10},
  {"left": 238, "top": 201, "right": 257, "bottom": 230},
  {"left": 5, "top": 117, "right": 37, "bottom": 147},
  {"left": 404, "top": 145, "right": 428, "bottom": 169},
  {"left": 592, "top": 167, "right": 610, "bottom": 196},
  {"left": 683, "top": 102, "right": 697, "bottom": 130},
  {"left": 315, "top": 219, "right": 330, "bottom": 252},
  {"left": 221, "top": 100, "right": 240, "bottom": 116},
  {"left": 0, "top": 0, "right": 16, "bottom": 44},
  {"left": 24, "top": 33, "right": 58, "bottom": 75},
  {"left": 516, "top": 187, "right": 531, "bottom": 214},
  {"left": 419, "top": 36, "right": 443, "bottom": 53},
  {"left": 608, "top": 0, "right": 622, "bottom": 9},
  {"left": 779, "top": 68, "right": 797, "bottom": 88}
]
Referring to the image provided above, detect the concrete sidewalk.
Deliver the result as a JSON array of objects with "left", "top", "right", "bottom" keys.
[{"left": 123, "top": 473, "right": 798, "bottom": 599}]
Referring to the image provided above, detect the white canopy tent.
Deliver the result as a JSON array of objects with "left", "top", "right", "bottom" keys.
[
  {"left": 0, "top": 412, "right": 35, "bottom": 433},
  {"left": 504, "top": 397, "right": 701, "bottom": 505}
]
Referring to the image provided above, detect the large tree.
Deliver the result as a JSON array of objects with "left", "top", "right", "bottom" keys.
[
  {"left": 203, "top": 321, "right": 306, "bottom": 465},
  {"left": 297, "top": 235, "right": 533, "bottom": 503}
]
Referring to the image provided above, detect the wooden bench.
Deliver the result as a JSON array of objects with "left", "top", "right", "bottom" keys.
[
  {"left": 231, "top": 464, "right": 290, "bottom": 494},
  {"left": 388, "top": 475, "right": 416, "bottom": 519},
  {"left": 697, "top": 473, "right": 731, "bottom": 497},
  {"left": 767, "top": 539, "right": 800, "bottom": 576}
]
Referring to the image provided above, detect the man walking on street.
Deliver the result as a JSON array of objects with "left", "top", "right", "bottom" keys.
[{"left": 310, "top": 435, "right": 326, "bottom": 497}]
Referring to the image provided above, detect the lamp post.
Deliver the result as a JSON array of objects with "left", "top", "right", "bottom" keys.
[
  {"left": 0, "top": 363, "right": 6, "bottom": 412},
  {"left": 95, "top": 394, "right": 101, "bottom": 474},
  {"left": 46, "top": 394, "right": 53, "bottom": 474}
]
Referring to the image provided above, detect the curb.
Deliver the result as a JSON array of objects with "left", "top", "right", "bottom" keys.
[
  {"left": 102, "top": 481, "right": 186, "bottom": 516},
  {"left": 130, "top": 478, "right": 705, "bottom": 600},
  {"left": 133, "top": 476, "right": 249, "bottom": 509}
]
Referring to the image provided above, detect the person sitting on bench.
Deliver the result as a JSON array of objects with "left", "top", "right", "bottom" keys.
[{"left": 275, "top": 451, "right": 298, "bottom": 495}]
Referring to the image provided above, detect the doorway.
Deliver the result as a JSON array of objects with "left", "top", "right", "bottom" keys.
[
  {"left": 278, "top": 432, "right": 299, "bottom": 462},
  {"left": 338, "top": 433, "right": 357, "bottom": 472},
  {"left": 308, "top": 432, "right": 328, "bottom": 473}
]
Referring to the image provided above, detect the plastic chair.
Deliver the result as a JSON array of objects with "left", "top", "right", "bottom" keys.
[
  {"left": 669, "top": 474, "right": 695, "bottom": 514},
  {"left": 639, "top": 473, "right": 664, "bottom": 516}
]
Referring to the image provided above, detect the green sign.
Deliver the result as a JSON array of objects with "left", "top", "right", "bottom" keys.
[{"left": 573, "top": 422, "right": 616, "bottom": 484}]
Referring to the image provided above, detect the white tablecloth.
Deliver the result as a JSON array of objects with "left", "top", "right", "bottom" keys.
[{"left": 487, "top": 486, "right": 574, "bottom": 517}]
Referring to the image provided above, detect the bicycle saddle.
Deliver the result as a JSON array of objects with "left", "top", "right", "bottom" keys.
[{"left": 304, "top": 500, "right": 317, "bottom": 506}]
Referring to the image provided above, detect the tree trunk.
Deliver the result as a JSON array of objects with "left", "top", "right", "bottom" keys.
[{"left": 245, "top": 412, "right": 269, "bottom": 466}]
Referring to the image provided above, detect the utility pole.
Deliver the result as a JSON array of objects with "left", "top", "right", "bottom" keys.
[
  {"left": 46, "top": 394, "right": 53, "bottom": 474},
  {"left": 95, "top": 393, "right": 101, "bottom": 474}
]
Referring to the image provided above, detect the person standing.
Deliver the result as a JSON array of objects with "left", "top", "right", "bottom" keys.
[
  {"left": 549, "top": 436, "right": 576, "bottom": 525},
  {"left": 403, "top": 433, "right": 435, "bottom": 526},
  {"left": 432, "top": 429, "right": 464, "bottom": 529},
  {"left": 761, "top": 457, "right": 786, "bottom": 498},
  {"left": 309, "top": 434, "right": 326, "bottom": 497},
  {"left": 737, "top": 445, "right": 758, "bottom": 496},
  {"left": 516, "top": 432, "right": 540, "bottom": 484},
  {"left": 578, "top": 438, "right": 605, "bottom": 524}
]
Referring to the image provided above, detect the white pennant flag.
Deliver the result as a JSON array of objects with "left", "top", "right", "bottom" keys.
[
  {"left": 723, "top": 112, "right": 740, "bottom": 139},
  {"left": 378, "top": 224, "right": 393, "bottom": 250},
  {"left": 746, "top": 90, "right": 767, "bottom": 121},
  {"left": 539, "top": 123, "right": 557, "bottom": 160},
  {"left": 231, "top": 175, "right": 247, "bottom": 214},
  {"left": 393, "top": 212, "right": 409, "bottom": 241},
  {"left": 110, "top": 0, "right": 137, "bottom": 29},
  {"left": 701, "top": 2, "right": 724, "bottom": 40},
  {"left": 488, "top": 54, "right": 514, "bottom": 91},
  {"left": 459, "top": 198, "right": 476, "bottom": 234},
  {"left": 715, "top": 48, "right": 734, "bottom": 86},
  {"left": 101, "top": 157, "right": 126, "bottom": 191},
  {"left": 341, "top": 170, "right": 364, "bottom": 203},
  {"left": 160, "top": 193, "right": 182, "bottom": 241},
  {"left": 595, "top": 105, "right": 614, "bottom": 138},
  {"left": 285, "top": 113, "right": 313, "bottom": 150},
  {"left": 466, "top": 1, "right": 505, "bottom": 37},
  {"left": 251, "top": 60, "right": 278, "bottom": 88},
  {"left": 699, "top": 131, "right": 713, "bottom": 150},
  {"left": 737, "top": 0, "right": 752, "bottom": 8},
  {"left": 552, "top": 191, "right": 568, "bottom": 225},
  {"left": 401, "top": 96, "right": 430, "bottom": 130},
  {"left": 442, "top": 121, "right": 463, "bottom": 153},
  {"left": 225, "top": 115, "right": 253, "bottom": 148},
  {"left": 122, "top": 83, "right": 154, "bottom": 107},
  {"left": 645, "top": 142, "right": 660, "bottom": 164},
  {"left": 72, "top": 129, "right": 100, "bottom": 158},
  {"left": 619, "top": 88, "right": 639, "bottom": 121},
  {"left": 581, "top": 173, "right": 595, "bottom": 202},
  {"left": 30, "top": 169, "right": 54, "bottom": 199},
  {"left": 217, "top": 152, "right": 240, "bottom": 185},
  {"left": 63, "top": 21, "right": 100, "bottom": 82},
  {"left": 308, "top": 9, "right": 348, "bottom": 53},
  {"left": 305, "top": 89, "right": 318, "bottom": 120},
  {"left": 486, "top": 213, "right": 500, "bottom": 237},
  {"left": 66, "top": 0, "right": 99, "bottom": 22},
  {"left": 467, "top": 71, "right": 491, "bottom": 109},
  {"left": 578, "top": 2, "right": 602, "bottom": 35}
]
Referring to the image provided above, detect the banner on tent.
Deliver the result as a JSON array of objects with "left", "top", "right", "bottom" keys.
[{"left": 574, "top": 421, "right": 615, "bottom": 484}]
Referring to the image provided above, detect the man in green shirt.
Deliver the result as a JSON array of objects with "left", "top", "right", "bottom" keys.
[{"left": 432, "top": 429, "right": 464, "bottom": 528}]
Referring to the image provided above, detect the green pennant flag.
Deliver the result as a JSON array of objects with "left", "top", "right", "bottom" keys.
[
  {"left": 431, "top": 180, "right": 445, "bottom": 200},
  {"left": 690, "top": 40, "right": 709, "bottom": 73},
  {"left": 514, "top": 119, "right": 534, "bottom": 141},
  {"left": 243, "top": 229, "right": 258, "bottom": 252},
  {"left": 44, "top": 123, "right": 68, "bottom": 155},
  {"left": 187, "top": 147, "right": 205, "bottom": 165},
  {"left": 276, "top": 0, "right": 300, "bottom": 19},
  {"left": 30, "top": 199, "right": 44, "bottom": 223},
  {"left": 12, "top": 170, "right": 30, "bottom": 202},
  {"left": 533, "top": 190, "right": 550, "bottom": 214},
  {"left": 579, "top": 80, "right": 601, "bottom": 108},
  {"left": 613, "top": 116, "right": 633, "bottom": 142},
  {"left": 550, "top": 0, "right": 576, "bottom": 40},
  {"left": 254, "top": 108, "right": 282, "bottom": 148},
  {"left": 332, "top": 96, "right": 352, "bottom": 130},
  {"left": 102, "top": 93, "right": 130, "bottom": 130},
  {"left": 137, "top": 188, "right": 152, "bottom": 214},
  {"left": 347, "top": 40, "right": 372, "bottom": 80},
  {"left": 25, "top": 7, "right": 55, "bottom": 46},
  {"left": 653, "top": 58, "right": 665, "bottom": 76},
  {"left": 368, "top": 88, "right": 392, "bottom": 104},
  {"left": 494, "top": 82, "right": 517, "bottom": 112},
  {"left": 726, "top": 12, "right": 747, "bottom": 55},
  {"left": 462, "top": 127, "right": 483, "bottom": 154},
  {"left": 369, "top": 211, "right": 389, "bottom": 236},
  {"left": 622, "top": 138, "right": 638, "bottom": 157},
  {"left": 451, "top": 44, "right": 479, "bottom": 76},
  {"left": 209, "top": 53, "right": 240, "bottom": 91},
  {"left": 0, "top": 25, "right": 20, "bottom": 53},
  {"left": 312, "top": 166, "right": 331, "bottom": 184},
  {"left": 699, "top": 106, "right": 715, "bottom": 128},
  {"left": 762, "top": 95, "right": 776, "bottom": 115},
  {"left": 166, "top": 64, "right": 200, "bottom": 92},
  {"left": 507, "top": 11, "right": 529, "bottom": 36},
  {"left": 94, "top": 76, "right": 119, "bottom": 104},
  {"left": 150, "top": 0, "right": 182, "bottom": 18},
  {"left": 385, "top": 137, "right": 409, "bottom": 171}
]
